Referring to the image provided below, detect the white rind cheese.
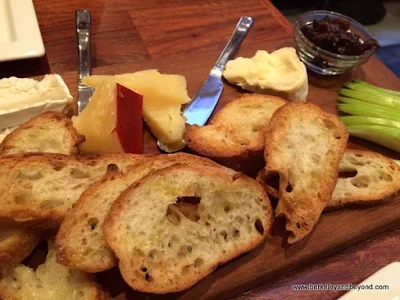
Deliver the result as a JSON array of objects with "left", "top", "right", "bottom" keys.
[
  {"left": 223, "top": 48, "right": 308, "bottom": 101},
  {"left": 0, "top": 74, "right": 72, "bottom": 130}
]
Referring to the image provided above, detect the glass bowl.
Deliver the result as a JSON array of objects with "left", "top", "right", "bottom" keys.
[{"left": 294, "top": 10, "right": 378, "bottom": 75}]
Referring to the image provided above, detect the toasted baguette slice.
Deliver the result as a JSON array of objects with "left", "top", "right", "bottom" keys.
[
  {"left": 0, "top": 241, "right": 110, "bottom": 300},
  {"left": 0, "top": 153, "right": 144, "bottom": 228},
  {"left": 0, "top": 112, "right": 85, "bottom": 278},
  {"left": 0, "top": 112, "right": 85, "bottom": 156},
  {"left": 0, "top": 226, "right": 42, "bottom": 279},
  {"left": 264, "top": 102, "right": 348, "bottom": 243},
  {"left": 103, "top": 164, "right": 273, "bottom": 294},
  {"left": 258, "top": 149, "right": 400, "bottom": 209},
  {"left": 329, "top": 149, "right": 400, "bottom": 207},
  {"left": 184, "top": 94, "right": 286, "bottom": 159},
  {"left": 56, "top": 153, "right": 231, "bottom": 273}
]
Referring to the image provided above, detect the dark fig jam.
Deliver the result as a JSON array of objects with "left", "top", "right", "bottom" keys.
[{"left": 301, "top": 16, "right": 379, "bottom": 56}]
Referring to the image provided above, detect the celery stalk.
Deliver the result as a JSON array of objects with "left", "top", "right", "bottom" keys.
[
  {"left": 340, "top": 88, "right": 400, "bottom": 110},
  {"left": 338, "top": 80, "right": 400, "bottom": 153},
  {"left": 340, "top": 116, "right": 400, "bottom": 129},
  {"left": 351, "top": 80, "right": 400, "bottom": 97},
  {"left": 338, "top": 104, "right": 400, "bottom": 121},
  {"left": 337, "top": 96, "right": 399, "bottom": 111},
  {"left": 346, "top": 125, "right": 400, "bottom": 153},
  {"left": 343, "top": 81, "right": 400, "bottom": 99}
]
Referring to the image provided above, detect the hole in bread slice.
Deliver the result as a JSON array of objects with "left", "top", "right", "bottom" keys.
[
  {"left": 17, "top": 168, "right": 43, "bottom": 180},
  {"left": 87, "top": 217, "right": 99, "bottom": 230},
  {"left": 265, "top": 171, "right": 280, "bottom": 192},
  {"left": 14, "top": 192, "right": 34, "bottom": 205},
  {"left": 166, "top": 196, "right": 201, "bottom": 225},
  {"left": 70, "top": 168, "right": 90, "bottom": 179},
  {"left": 351, "top": 175, "right": 370, "bottom": 188},
  {"left": 40, "top": 199, "right": 65, "bottom": 210},
  {"left": 255, "top": 219, "right": 264, "bottom": 235},
  {"left": 50, "top": 161, "right": 68, "bottom": 171},
  {"left": 338, "top": 169, "right": 358, "bottom": 178},
  {"left": 256, "top": 170, "right": 279, "bottom": 207}
]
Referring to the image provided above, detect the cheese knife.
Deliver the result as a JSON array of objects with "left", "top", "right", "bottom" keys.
[
  {"left": 76, "top": 10, "right": 93, "bottom": 113},
  {"left": 157, "top": 16, "right": 254, "bottom": 153}
]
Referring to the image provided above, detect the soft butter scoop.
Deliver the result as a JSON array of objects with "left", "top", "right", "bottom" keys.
[{"left": 223, "top": 47, "right": 308, "bottom": 101}]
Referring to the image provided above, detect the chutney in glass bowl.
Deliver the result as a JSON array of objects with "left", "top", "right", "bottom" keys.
[{"left": 294, "top": 11, "right": 379, "bottom": 75}]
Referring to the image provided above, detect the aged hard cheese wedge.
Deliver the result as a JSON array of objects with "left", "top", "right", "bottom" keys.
[
  {"left": 73, "top": 80, "right": 143, "bottom": 154},
  {"left": 83, "top": 70, "right": 190, "bottom": 107},
  {"left": 223, "top": 48, "right": 308, "bottom": 101},
  {"left": 0, "top": 75, "right": 73, "bottom": 130},
  {"left": 82, "top": 70, "right": 191, "bottom": 149}
]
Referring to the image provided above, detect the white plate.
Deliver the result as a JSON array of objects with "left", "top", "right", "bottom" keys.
[
  {"left": 339, "top": 262, "right": 400, "bottom": 300},
  {"left": 0, "top": 0, "right": 45, "bottom": 62}
]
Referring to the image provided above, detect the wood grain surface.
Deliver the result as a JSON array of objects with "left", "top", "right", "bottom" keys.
[
  {"left": 233, "top": 227, "right": 400, "bottom": 300},
  {"left": 1, "top": 1, "right": 399, "bottom": 299}
]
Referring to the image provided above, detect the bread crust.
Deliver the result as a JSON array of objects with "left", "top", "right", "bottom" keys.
[
  {"left": 263, "top": 102, "right": 348, "bottom": 243},
  {"left": 103, "top": 164, "right": 273, "bottom": 294},
  {"left": 0, "top": 153, "right": 145, "bottom": 228},
  {"left": 329, "top": 149, "right": 400, "bottom": 208},
  {"left": 259, "top": 148, "right": 400, "bottom": 211},
  {"left": 0, "top": 112, "right": 85, "bottom": 156},
  {"left": 0, "top": 241, "right": 111, "bottom": 300},
  {"left": 184, "top": 94, "right": 286, "bottom": 166},
  {"left": 56, "top": 153, "right": 228, "bottom": 273},
  {"left": 0, "top": 226, "right": 42, "bottom": 279},
  {"left": 0, "top": 113, "right": 84, "bottom": 282}
]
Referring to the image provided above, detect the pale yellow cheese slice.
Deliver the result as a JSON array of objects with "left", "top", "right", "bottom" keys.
[
  {"left": 143, "top": 105, "right": 185, "bottom": 145},
  {"left": 82, "top": 70, "right": 191, "bottom": 107},
  {"left": 72, "top": 78, "right": 124, "bottom": 153},
  {"left": 82, "top": 70, "right": 190, "bottom": 148}
]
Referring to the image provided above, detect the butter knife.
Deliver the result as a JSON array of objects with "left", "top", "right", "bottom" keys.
[
  {"left": 158, "top": 16, "right": 254, "bottom": 153},
  {"left": 76, "top": 10, "right": 93, "bottom": 113}
]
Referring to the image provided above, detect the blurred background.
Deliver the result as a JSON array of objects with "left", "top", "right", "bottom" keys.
[{"left": 272, "top": 0, "right": 400, "bottom": 76}]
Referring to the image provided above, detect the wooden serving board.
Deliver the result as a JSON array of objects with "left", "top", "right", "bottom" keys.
[
  {"left": 50, "top": 13, "right": 400, "bottom": 299},
  {"left": 57, "top": 44, "right": 400, "bottom": 299},
  {"left": 1, "top": 1, "right": 397, "bottom": 298}
]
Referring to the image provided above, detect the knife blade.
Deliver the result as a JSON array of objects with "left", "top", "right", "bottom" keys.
[
  {"left": 76, "top": 10, "right": 93, "bottom": 113},
  {"left": 157, "top": 16, "right": 254, "bottom": 152},
  {"left": 184, "top": 16, "right": 254, "bottom": 126},
  {"left": 183, "top": 71, "right": 224, "bottom": 126}
]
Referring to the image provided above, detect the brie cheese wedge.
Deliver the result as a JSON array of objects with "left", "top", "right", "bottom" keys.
[
  {"left": 223, "top": 48, "right": 308, "bottom": 101},
  {"left": 0, "top": 74, "right": 72, "bottom": 130}
]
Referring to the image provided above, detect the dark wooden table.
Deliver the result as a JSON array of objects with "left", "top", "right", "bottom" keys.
[{"left": 1, "top": 1, "right": 399, "bottom": 299}]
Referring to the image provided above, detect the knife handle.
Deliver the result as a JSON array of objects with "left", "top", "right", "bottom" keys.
[
  {"left": 76, "top": 10, "right": 92, "bottom": 83},
  {"left": 214, "top": 16, "right": 254, "bottom": 73}
]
